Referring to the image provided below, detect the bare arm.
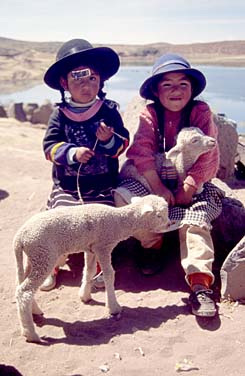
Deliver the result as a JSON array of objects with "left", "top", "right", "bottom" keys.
[{"left": 143, "top": 170, "right": 175, "bottom": 206}]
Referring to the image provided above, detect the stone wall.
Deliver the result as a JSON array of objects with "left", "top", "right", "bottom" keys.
[{"left": 0, "top": 100, "right": 54, "bottom": 125}]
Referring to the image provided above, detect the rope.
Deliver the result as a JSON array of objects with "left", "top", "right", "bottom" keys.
[
  {"left": 76, "top": 138, "right": 99, "bottom": 203},
  {"left": 76, "top": 130, "right": 127, "bottom": 203}
]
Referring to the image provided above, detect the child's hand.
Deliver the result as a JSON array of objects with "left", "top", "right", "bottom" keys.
[
  {"left": 74, "top": 147, "right": 95, "bottom": 163},
  {"left": 175, "top": 184, "right": 196, "bottom": 206},
  {"left": 96, "top": 121, "right": 114, "bottom": 142},
  {"left": 143, "top": 169, "right": 175, "bottom": 206},
  {"left": 157, "top": 185, "right": 175, "bottom": 206}
]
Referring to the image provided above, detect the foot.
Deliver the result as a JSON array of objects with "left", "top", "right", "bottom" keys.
[
  {"left": 92, "top": 270, "right": 105, "bottom": 289},
  {"left": 40, "top": 272, "right": 57, "bottom": 291},
  {"left": 189, "top": 289, "right": 216, "bottom": 317},
  {"left": 137, "top": 248, "right": 163, "bottom": 276}
]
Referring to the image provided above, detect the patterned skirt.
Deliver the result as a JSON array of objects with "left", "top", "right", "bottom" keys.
[
  {"left": 46, "top": 184, "right": 115, "bottom": 209},
  {"left": 115, "top": 178, "right": 224, "bottom": 231}
]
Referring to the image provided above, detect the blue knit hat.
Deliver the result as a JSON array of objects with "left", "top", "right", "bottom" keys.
[{"left": 140, "top": 53, "right": 206, "bottom": 100}]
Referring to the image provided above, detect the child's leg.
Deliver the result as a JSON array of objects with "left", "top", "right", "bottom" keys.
[
  {"left": 93, "top": 261, "right": 105, "bottom": 289},
  {"left": 179, "top": 224, "right": 216, "bottom": 317},
  {"left": 114, "top": 190, "right": 164, "bottom": 275},
  {"left": 40, "top": 254, "right": 68, "bottom": 291},
  {"left": 179, "top": 224, "right": 215, "bottom": 286}
]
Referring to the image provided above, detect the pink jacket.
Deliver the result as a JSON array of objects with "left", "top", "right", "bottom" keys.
[{"left": 126, "top": 101, "right": 220, "bottom": 190}]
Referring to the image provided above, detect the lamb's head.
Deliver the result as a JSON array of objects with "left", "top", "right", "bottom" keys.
[
  {"left": 131, "top": 194, "right": 169, "bottom": 232},
  {"left": 174, "top": 127, "right": 216, "bottom": 159}
]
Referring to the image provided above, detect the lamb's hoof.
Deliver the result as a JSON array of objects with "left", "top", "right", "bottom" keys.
[
  {"left": 109, "top": 305, "right": 122, "bottom": 320},
  {"left": 80, "top": 295, "right": 92, "bottom": 304},
  {"left": 79, "top": 285, "right": 92, "bottom": 303},
  {"left": 23, "top": 331, "right": 41, "bottom": 343},
  {"left": 109, "top": 311, "right": 122, "bottom": 320},
  {"left": 32, "top": 303, "right": 43, "bottom": 316}
]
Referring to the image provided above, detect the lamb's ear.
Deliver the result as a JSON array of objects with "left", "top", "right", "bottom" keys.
[
  {"left": 131, "top": 197, "right": 154, "bottom": 214},
  {"left": 141, "top": 203, "right": 154, "bottom": 215},
  {"left": 166, "top": 145, "right": 181, "bottom": 159}
]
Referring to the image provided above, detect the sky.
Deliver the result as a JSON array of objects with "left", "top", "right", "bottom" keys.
[{"left": 1, "top": 0, "right": 245, "bottom": 45}]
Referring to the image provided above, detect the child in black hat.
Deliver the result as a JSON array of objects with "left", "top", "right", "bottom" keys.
[
  {"left": 41, "top": 39, "right": 129, "bottom": 291},
  {"left": 114, "top": 53, "right": 224, "bottom": 317}
]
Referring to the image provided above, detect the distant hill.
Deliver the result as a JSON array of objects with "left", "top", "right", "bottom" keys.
[
  {"left": 0, "top": 36, "right": 245, "bottom": 94},
  {"left": 1, "top": 36, "right": 245, "bottom": 64}
]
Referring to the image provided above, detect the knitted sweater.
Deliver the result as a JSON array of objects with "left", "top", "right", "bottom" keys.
[
  {"left": 126, "top": 101, "right": 220, "bottom": 190},
  {"left": 43, "top": 99, "right": 129, "bottom": 192}
]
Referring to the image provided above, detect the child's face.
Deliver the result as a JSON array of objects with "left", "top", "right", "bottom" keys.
[
  {"left": 154, "top": 72, "right": 192, "bottom": 112},
  {"left": 60, "top": 66, "right": 101, "bottom": 103}
]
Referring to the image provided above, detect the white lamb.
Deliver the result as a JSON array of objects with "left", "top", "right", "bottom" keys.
[
  {"left": 14, "top": 194, "right": 169, "bottom": 343},
  {"left": 120, "top": 127, "right": 216, "bottom": 193}
]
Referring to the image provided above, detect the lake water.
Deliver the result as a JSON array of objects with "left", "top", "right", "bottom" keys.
[{"left": 0, "top": 65, "right": 244, "bottom": 134}]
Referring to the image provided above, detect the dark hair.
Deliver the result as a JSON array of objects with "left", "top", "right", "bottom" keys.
[
  {"left": 57, "top": 78, "right": 107, "bottom": 106},
  {"left": 149, "top": 76, "right": 162, "bottom": 99},
  {"left": 154, "top": 98, "right": 197, "bottom": 152},
  {"left": 97, "top": 82, "right": 107, "bottom": 100}
]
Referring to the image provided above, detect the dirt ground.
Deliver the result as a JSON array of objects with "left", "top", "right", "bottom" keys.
[{"left": 0, "top": 118, "right": 245, "bottom": 376}]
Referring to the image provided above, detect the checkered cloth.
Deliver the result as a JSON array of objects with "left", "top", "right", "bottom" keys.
[{"left": 117, "top": 178, "right": 224, "bottom": 231}]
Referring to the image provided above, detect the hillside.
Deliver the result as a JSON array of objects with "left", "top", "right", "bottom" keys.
[{"left": 1, "top": 36, "right": 245, "bottom": 94}]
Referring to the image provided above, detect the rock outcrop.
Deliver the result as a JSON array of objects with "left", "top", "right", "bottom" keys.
[
  {"left": 211, "top": 178, "right": 245, "bottom": 263},
  {"left": 220, "top": 236, "right": 245, "bottom": 300},
  {"left": 214, "top": 114, "right": 239, "bottom": 180}
]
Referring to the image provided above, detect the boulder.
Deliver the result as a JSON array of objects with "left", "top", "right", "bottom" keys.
[
  {"left": 211, "top": 178, "right": 245, "bottom": 265},
  {"left": 7, "top": 102, "right": 26, "bottom": 122},
  {"left": 30, "top": 100, "right": 53, "bottom": 125},
  {"left": 214, "top": 114, "right": 239, "bottom": 180},
  {"left": 122, "top": 96, "right": 145, "bottom": 140},
  {"left": 220, "top": 236, "right": 245, "bottom": 300},
  {"left": 22, "top": 102, "right": 39, "bottom": 121},
  {"left": 0, "top": 105, "right": 7, "bottom": 118}
]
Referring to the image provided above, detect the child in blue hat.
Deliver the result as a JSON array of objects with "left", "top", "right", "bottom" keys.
[
  {"left": 114, "top": 53, "right": 223, "bottom": 317},
  {"left": 41, "top": 39, "right": 129, "bottom": 291}
]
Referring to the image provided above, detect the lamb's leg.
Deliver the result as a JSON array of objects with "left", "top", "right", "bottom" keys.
[
  {"left": 16, "top": 280, "right": 41, "bottom": 343},
  {"left": 32, "top": 299, "right": 43, "bottom": 315},
  {"left": 97, "top": 250, "right": 121, "bottom": 315},
  {"left": 79, "top": 252, "right": 96, "bottom": 302},
  {"left": 16, "top": 252, "right": 57, "bottom": 342},
  {"left": 23, "top": 259, "right": 43, "bottom": 315}
]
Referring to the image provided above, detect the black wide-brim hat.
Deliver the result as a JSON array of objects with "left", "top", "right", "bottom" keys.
[
  {"left": 44, "top": 39, "right": 120, "bottom": 90},
  {"left": 140, "top": 53, "right": 206, "bottom": 101}
]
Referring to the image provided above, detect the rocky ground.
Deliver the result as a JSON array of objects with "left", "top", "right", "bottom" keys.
[{"left": 0, "top": 117, "right": 244, "bottom": 376}]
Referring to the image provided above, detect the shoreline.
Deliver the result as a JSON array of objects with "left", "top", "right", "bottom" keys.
[
  {"left": 0, "top": 64, "right": 244, "bottom": 136},
  {"left": 120, "top": 59, "right": 245, "bottom": 67},
  {"left": 1, "top": 60, "right": 245, "bottom": 95},
  {"left": 0, "top": 59, "right": 245, "bottom": 96}
]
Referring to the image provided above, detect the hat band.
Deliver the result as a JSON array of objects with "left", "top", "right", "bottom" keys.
[
  {"left": 153, "top": 60, "right": 189, "bottom": 75},
  {"left": 58, "top": 46, "right": 90, "bottom": 60}
]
